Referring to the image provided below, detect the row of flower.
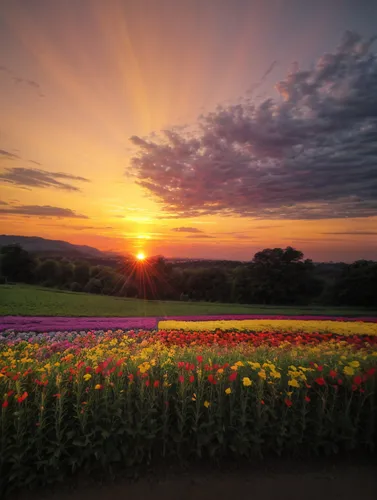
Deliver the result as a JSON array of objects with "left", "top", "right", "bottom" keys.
[
  {"left": 159, "top": 319, "right": 377, "bottom": 336},
  {"left": 1, "top": 326, "right": 377, "bottom": 493},
  {"left": 2, "top": 314, "right": 377, "bottom": 334}
]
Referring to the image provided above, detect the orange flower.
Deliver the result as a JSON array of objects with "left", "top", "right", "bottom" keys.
[{"left": 17, "top": 392, "right": 28, "bottom": 404}]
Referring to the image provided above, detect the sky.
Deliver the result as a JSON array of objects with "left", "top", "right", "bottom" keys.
[{"left": 0, "top": 0, "right": 377, "bottom": 262}]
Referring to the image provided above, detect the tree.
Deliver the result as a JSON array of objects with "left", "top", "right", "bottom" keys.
[
  {"left": 331, "top": 260, "right": 377, "bottom": 307},
  {"left": 0, "top": 244, "right": 34, "bottom": 283},
  {"left": 74, "top": 262, "right": 90, "bottom": 286},
  {"left": 247, "top": 247, "right": 322, "bottom": 305},
  {"left": 36, "top": 259, "right": 61, "bottom": 284}
]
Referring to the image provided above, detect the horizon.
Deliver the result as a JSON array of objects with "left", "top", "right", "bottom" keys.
[
  {"left": 1, "top": 0, "right": 377, "bottom": 262},
  {"left": 0, "top": 233, "right": 371, "bottom": 265}
]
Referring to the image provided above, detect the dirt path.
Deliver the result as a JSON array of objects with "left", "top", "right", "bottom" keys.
[{"left": 10, "top": 461, "right": 377, "bottom": 500}]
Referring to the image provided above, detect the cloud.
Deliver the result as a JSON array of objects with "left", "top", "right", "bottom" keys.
[
  {"left": 130, "top": 32, "right": 377, "bottom": 221},
  {"left": 321, "top": 231, "right": 377, "bottom": 236},
  {"left": 186, "top": 234, "right": 215, "bottom": 239},
  {"left": 0, "top": 205, "right": 88, "bottom": 218},
  {"left": 0, "top": 149, "right": 20, "bottom": 160},
  {"left": 171, "top": 227, "right": 203, "bottom": 233},
  {"left": 0, "top": 200, "right": 8, "bottom": 205},
  {"left": 0, "top": 65, "right": 44, "bottom": 97},
  {"left": 0, "top": 167, "right": 90, "bottom": 191},
  {"left": 29, "top": 159, "right": 42, "bottom": 166}
]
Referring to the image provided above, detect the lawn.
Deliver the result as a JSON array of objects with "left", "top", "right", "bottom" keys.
[{"left": 1, "top": 284, "right": 376, "bottom": 317}]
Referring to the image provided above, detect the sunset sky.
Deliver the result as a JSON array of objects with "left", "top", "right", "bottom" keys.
[{"left": 1, "top": 0, "right": 377, "bottom": 262}]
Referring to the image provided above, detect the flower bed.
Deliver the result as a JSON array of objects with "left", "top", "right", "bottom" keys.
[
  {"left": 158, "top": 319, "right": 377, "bottom": 336},
  {"left": 1, "top": 326, "right": 377, "bottom": 493}
]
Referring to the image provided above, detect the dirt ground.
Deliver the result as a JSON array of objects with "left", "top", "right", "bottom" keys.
[{"left": 10, "top": 458, "right": 377, "bottom": 500}]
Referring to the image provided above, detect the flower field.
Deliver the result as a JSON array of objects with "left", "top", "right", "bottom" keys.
[{"left": 1, "top": 317, "right": 377, "bottom": 493}]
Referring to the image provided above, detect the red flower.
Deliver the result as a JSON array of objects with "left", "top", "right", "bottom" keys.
[
  {"left": 178, "top": 375, "right": 184, "bottom": 384},
  {"left": 196, "top": 355, "right": 203, "bottom": 363},
  {"left": 284, "top": 398, "right": 293, "bottom": 407},
  {"left": 178, "top": 361, "right": 185, "bottom": 369},
  {"left": 305, "top": 396, "right": 311, "bottom": 403},
  {"left": 17, "top": 392, "right": 28, "bottom": 404},
  {"left": 153, "top": 380, "right": 160, "bottom": 388},
  {"left": 208, "top": 374, "right": 216, "bottom": 385},
  {"left": 367, "top": 367, "right": 376, "bottom": 377},
  {"left": 7, "top": 390, "right": 14, "bottom": 397},
  {"left": 229, "top": 372, "right": 237, "bottom": 382},
  {"left": 118, "top": 371, "right": 123, "bottom": 377},
  {"left": 316, "top": 365, "right": 323, "bottom": 372},
  {"left": 353, "top": 375, "right": 362, "bottom": 386},
  {"left": 189, "top": 375, "right": 195, "bottom": 384},
  {"left": 2, "top": 400, "right": 9, "bottom": 408},
  {"left": 260, "top": 400, "right": 265, "bottom": 405},
  {"left": 145, "top": 380, "right": 150, "bottom": 387},
  {"left": 315, "top": 377, "right": 326, "bottom": 386},
  {"left": 329, "top": 370, "right": 337, "bottom": 378},
  {"left": 128, "top": 374, "right": 134, "bottom": 382},
  {"left": 53, "top": 393, "right": 61, "bottom": 399},
  {"left": 337, "top": 378, "right": 343, "bottom": 385}
]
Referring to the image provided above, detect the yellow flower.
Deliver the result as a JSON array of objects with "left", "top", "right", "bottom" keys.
[
  {"left": 288, "top": 379, "right": 300, "bottom": 388},
  {"left": 286, "top": 391, "right": 293, "bottom": 397},
  {"left": 225, "top": 387, "right": 232, "bottom": 395},
  {"left": 344, "top": 366, "right": 355, "bottom": 376},
  {"left": 247, "top": 362, "right": 261, "bottom": 370},
  {"left": 95, "top": 384, "right": 102, "bottom": 390},
  {"left": 192, "top": 393, "right": 197, "bottom": 401},
  {"left": 204, "top": 400, "right": 210, "bottom": 408},
  {"left": 242, "top": 377, "right": 252, "bottom": 387},
  {"left": 83, "top": 373, "right": 92, "bottom": 381},
  {"left": 349, "top": 360, "right": 360, "bottom": 368},
  {"left": 235, "top": 361, "right": 244, "bottom": 367},
  {"left": 258, "top": 370, "right": 266, "bottom": 380},
  {"left": 271, "top": 370, "right": 281, "bottom": 379}
]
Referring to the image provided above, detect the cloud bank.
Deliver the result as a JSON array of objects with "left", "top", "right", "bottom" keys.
[
  {"left": 130, "top": 32, "right": 377, "bottom": 220},
  {"left": 0, "top": 167, "right": 90, "bottom": 191},
  {"left": 0, "top": 204, "right": 88, "bottom": 218}
]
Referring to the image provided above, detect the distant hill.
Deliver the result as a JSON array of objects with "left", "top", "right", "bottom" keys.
[{"left": 0, "top": 235, "right": 121, "bottom": 261}]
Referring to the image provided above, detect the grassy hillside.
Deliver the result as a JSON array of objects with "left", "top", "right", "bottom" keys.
[{"left": 0, "top": 284, "right": 376, "bottom": 317}]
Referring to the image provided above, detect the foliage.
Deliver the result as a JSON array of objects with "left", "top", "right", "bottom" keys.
[
  {"left": 0, "top": 325, "right": 376, "bottom": 494},
  {"left": 0, "top": 245, "right": 35, "bottom": 283},
  {"left": 0, "top": 244, "right": 377, "bottom": 307}
]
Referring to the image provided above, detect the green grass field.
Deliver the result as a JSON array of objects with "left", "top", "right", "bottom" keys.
[{"left": 0, "top": 284, "right": 376, "bottom": 317}]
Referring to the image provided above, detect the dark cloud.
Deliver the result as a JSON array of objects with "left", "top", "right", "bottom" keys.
[
  {"left": 0, "top": 167, "right": 90, "bottom": 191},
  {"left": 29, "top": 159, "right": 42, "bottom": 166},
  {"left": 0, "top": 200, "right": 8, "bottom": 205},
  {"left": 0, "top": 149, "right": 20, "bottom": 160},
  {"left": 172, "top": 227, "right": 203, "bottom": 233},
  {"left": 0, "top": 205, "right": 88, "bottom": 218},
  {"left": 321, "top": 231, "right": 377, "bottom": 236},
  {"left": 130, "top": 32, "right": 377, "bottom": 221}
]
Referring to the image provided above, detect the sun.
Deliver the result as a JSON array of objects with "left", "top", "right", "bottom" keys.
[{"left": 136, "top": 251, "right": 146, "bottom": 261}]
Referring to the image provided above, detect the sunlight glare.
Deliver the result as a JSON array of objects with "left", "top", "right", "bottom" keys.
[{"left": 136, "top": 251, "right": 146, "bottom": 261}]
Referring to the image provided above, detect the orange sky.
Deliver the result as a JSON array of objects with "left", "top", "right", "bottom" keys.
[{"left": 0, "top": 0, "right": 376, "bottom": 262}]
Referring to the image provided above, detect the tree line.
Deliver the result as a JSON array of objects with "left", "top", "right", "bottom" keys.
[{"left": 1, "top": 244, "right": 376, "bottom": 307}]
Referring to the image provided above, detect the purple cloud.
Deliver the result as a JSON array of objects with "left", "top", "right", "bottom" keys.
[
  {"left": 130, "top": 32, "right": 377, "bottom": 220},
  {"left": 0, "top": 204, "right": 89, "bottom": 218},
  {"left": 0, "top": 167, "right": 90, "bottom": 191}
]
